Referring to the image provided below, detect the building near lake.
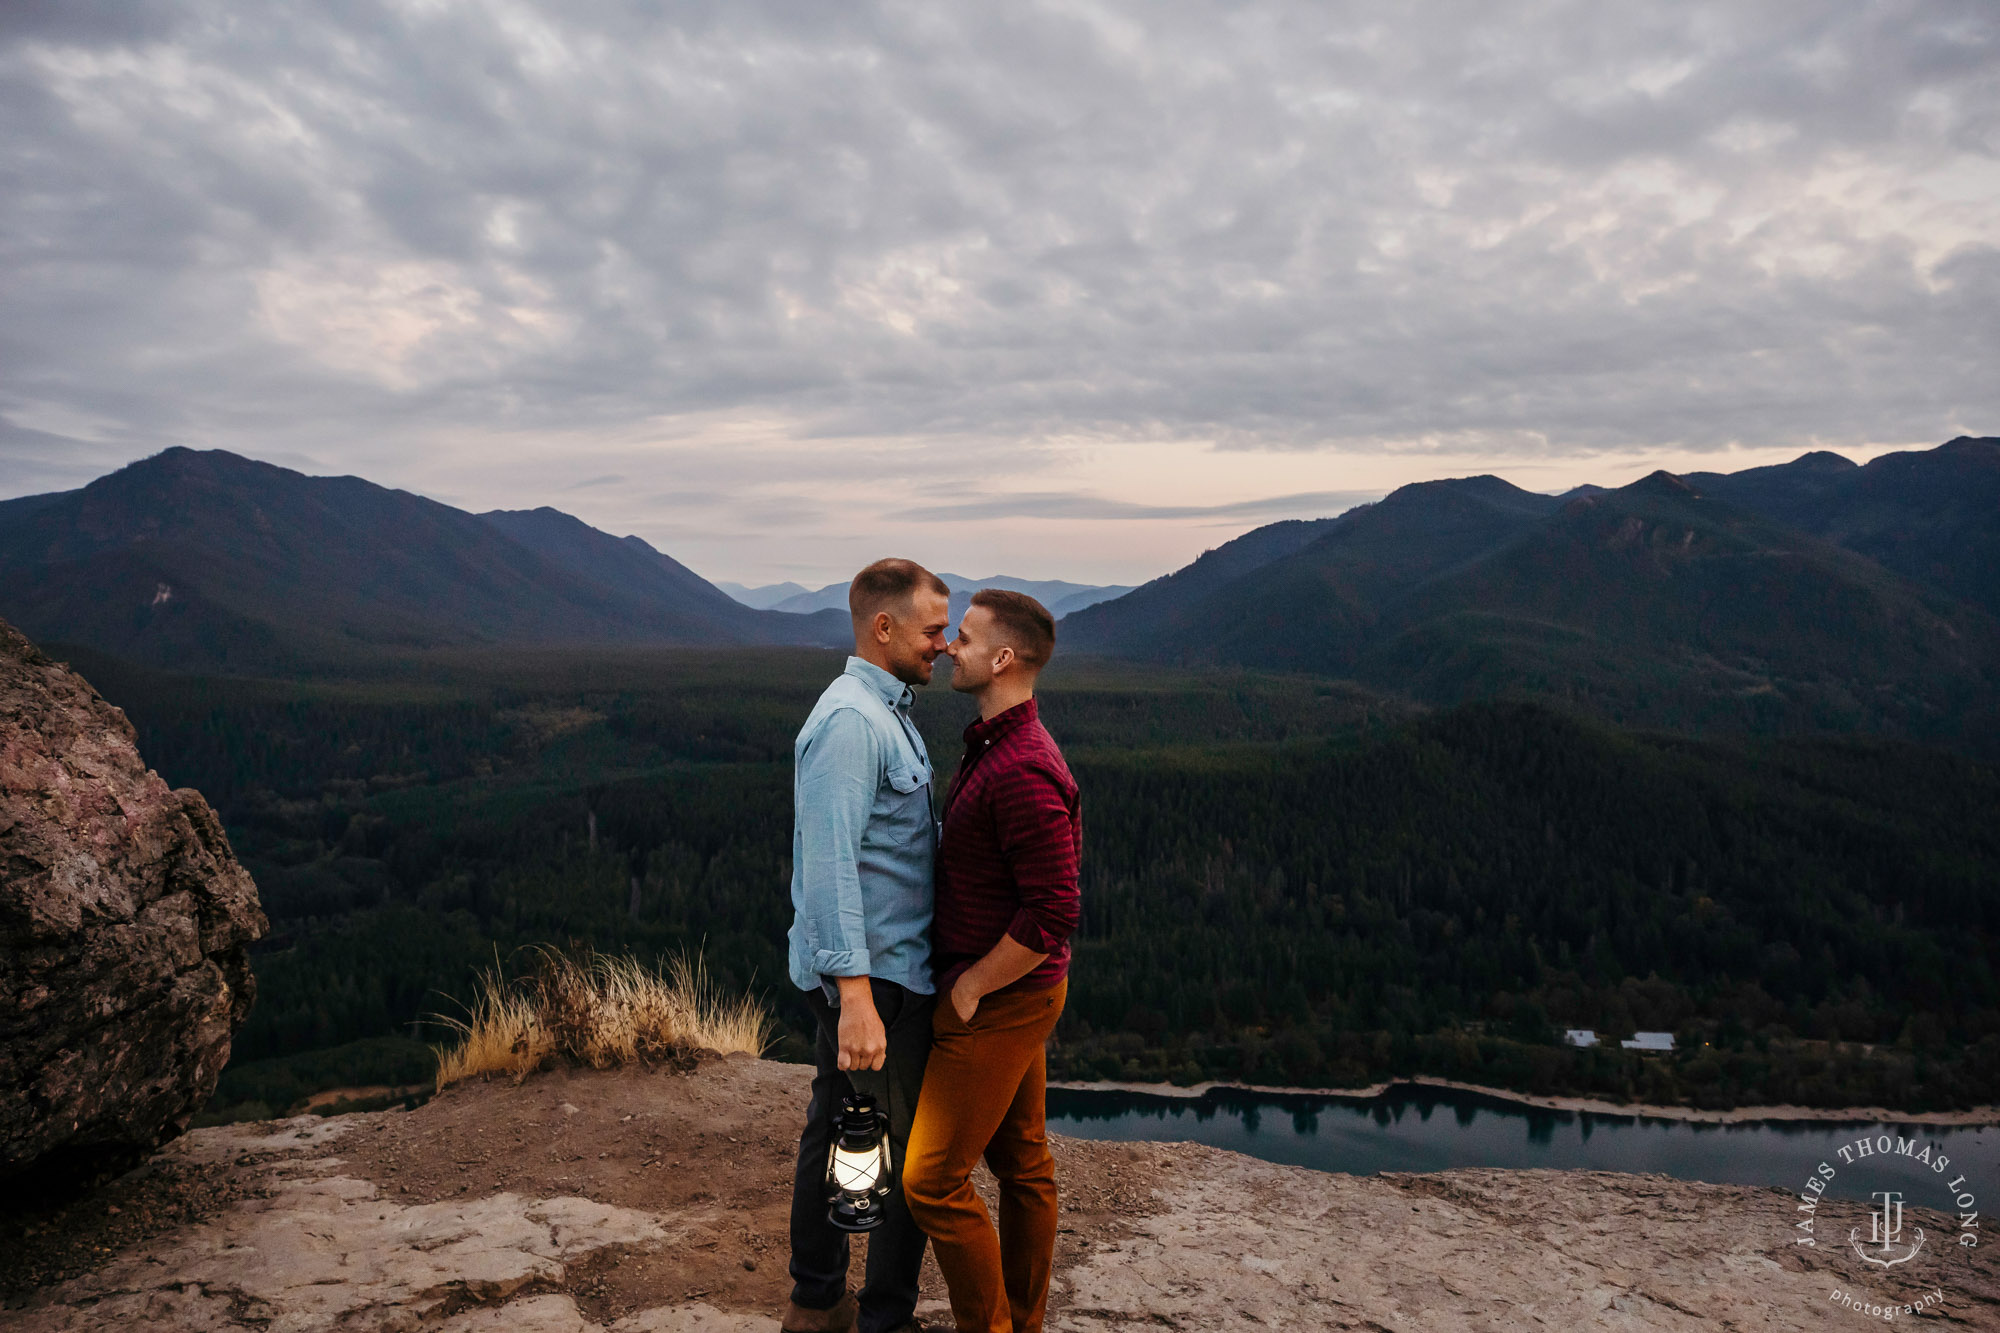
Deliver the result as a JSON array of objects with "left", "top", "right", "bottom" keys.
[
  {"left": 1563, "top": 1029, "right": 1599, "bottom": 1048},
  {"left": 1621, "top": 1032, "right": 1675, "bottom": 1052}
]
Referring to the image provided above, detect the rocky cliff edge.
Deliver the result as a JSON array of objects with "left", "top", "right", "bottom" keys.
[{"left": 6, "top": 1057, "right": 1996, "bottom": 1331}]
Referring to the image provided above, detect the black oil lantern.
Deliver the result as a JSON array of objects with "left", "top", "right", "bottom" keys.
[{"left": 825, "top": 1093, "right": 894, "bottom": 1231}]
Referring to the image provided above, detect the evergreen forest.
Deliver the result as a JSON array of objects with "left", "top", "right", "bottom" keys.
[{"left": 59, "top": 644, "right": 2000, "bottom": 1121}]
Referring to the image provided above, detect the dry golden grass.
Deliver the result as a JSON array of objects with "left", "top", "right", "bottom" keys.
[{"left": 432, "top": 947, "right": 773, "bottom": 1092}]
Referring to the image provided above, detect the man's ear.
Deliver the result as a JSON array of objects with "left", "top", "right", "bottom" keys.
[
  {"left": 872, "top": 610, "right": 895, "bottom": 644},
  {"left": 992, "top": 644, "right": 1017, "bottom": 675}
]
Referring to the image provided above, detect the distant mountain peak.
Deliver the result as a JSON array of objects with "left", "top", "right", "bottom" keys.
[
  {"left": 1625, "top": 470, "right": 1702, "bottom": 499},
  {"left": 140, "top": 446, "right": 287, "bottom": 477},
  {"left": 734, "top": 571, "right": 1135, "bottom": 619},
  {"left": 124, "top": 445, "right": 251, "bottom": 480},
  {"left": 1393, "top": 474, "right": 1524, "bottom": 500},
  {"left": 1940, "top": 436, "right": 1999, "bottom": 455},
  {"left": 1361, "top": 474, "right": 1555, "bottom": 522},
  {"left": 1789, "top": 450, "right": 1858, "bottom": 472},
  {"left": 117, "top": 446, "right": 384, "bottom": 497}
]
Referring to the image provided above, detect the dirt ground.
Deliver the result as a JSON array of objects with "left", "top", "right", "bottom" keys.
[
  {"left": 4, "top": 1053, "right": 1172, "bottom": 1326},
  {"left": 327, "top": 1054, "right": 1169, "bottom": 1325}
]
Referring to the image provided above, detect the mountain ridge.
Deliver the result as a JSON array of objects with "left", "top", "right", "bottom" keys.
[
  {"left": 727, "top": 572, "right": 1136, "bottom": 620},
  {"left": 1066, "top": 443, "right": 2000, "bottom": 746},
  {"left": 0, "top": 449, "right": 844, "bottom": 670},
  {"left": 1688, "top": 435, "right": 2000, "bottom": 616},
  {"left": 6, "top": 438, "right": 1994, "bottom": 746}
]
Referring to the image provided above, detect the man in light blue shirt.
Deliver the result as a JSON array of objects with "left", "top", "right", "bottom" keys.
[{"left": 784, "top": 558, "right": 952, "bottom": 1333}]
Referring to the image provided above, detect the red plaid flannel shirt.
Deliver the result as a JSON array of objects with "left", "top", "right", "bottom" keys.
[{"left": 934, "top": 697, "right": 1081, "bottom": 995}]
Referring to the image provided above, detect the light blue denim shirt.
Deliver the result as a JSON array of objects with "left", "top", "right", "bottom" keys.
[{"left": 787, "top": 657, "right": 937, "bottom": 996}]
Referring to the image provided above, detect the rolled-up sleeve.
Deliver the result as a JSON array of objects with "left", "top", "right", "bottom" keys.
[
  {"left": 796, "top": 708, "right": 880, "bottom": 977},
  {"left": 993, "top": 763, "right": 1081, "bottom": 954}
]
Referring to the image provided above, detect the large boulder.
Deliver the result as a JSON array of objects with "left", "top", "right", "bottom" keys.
[{"left": 1, "top": 616, "right": 265, "bottom": 1184}]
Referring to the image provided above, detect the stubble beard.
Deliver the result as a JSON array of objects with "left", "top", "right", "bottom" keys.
[{"left": 891, "top": 644, "right": 937, "bottom": 687}]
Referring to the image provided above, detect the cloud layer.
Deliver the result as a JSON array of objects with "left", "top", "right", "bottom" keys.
[{"left": 3, "top": 1, "right": 1996, "bottom": 581}]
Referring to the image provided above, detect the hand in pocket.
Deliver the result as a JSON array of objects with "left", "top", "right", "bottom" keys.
[{"left": 950, "top": 975, "right": 981, "bottom": 1025}]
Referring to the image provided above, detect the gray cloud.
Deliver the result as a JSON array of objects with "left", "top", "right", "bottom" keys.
[
  {"left": 892, "top": 490, "right": 1380, "bottom": 523},
  {"left": 0, "top": 413, "right": 174, "bottom": 494},
  {"left": 2, "top": 0, "right": 1997, "bottom": 578}
]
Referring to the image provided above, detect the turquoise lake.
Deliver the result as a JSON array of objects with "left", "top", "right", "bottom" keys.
[{"left": 1045, "top": 1083, "right": 2000, "bottom": 1207}]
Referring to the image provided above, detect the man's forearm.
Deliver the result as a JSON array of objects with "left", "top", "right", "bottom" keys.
[
  {"left": 955, "top": 934, "right": 1048, "bottom": 1002},
  {"left": 830, "top": 974, "right": 887, "bottom": 1072}
]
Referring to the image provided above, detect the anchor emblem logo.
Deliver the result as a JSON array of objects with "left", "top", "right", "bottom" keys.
[{"left": 1850, "top": 1190, "right": 1925, "bottom": 1268}]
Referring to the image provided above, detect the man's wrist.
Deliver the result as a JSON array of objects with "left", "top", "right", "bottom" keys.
[{"left": 832, "top": 974, "right": 877, "bottom": 1008}]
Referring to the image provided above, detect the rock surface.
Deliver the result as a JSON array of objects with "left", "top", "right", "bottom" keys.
[
  {"left": 0, "top": 616, "right": 265, "bottom": 1183},
  {"left": 16, "top": 1119, "right": 667, "bottom": 1332},
  {"left": 7, "top": 1058, "right": 1997, "bottom": 1331}
]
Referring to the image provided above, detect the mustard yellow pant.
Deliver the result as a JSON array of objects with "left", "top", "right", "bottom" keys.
[{"left": 902, "top": 979, "right": 1067, "bottom": 1333}]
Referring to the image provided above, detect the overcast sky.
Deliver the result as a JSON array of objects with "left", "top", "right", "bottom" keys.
[{"left": 3, "top": 2, "right": 1996, "bottom": 585}]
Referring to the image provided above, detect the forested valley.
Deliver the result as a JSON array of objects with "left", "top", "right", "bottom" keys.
[{"left": 60, "top": 643, "right": 2000, "bottom": 1121}]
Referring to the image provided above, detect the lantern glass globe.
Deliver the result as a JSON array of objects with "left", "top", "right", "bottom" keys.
[{"left": 831, "top": 1144, "right": 881, "bottom": 1192}]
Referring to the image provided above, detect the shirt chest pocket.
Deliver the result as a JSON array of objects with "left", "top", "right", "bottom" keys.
[{"left": 876, "top": 761, "right": 934, "bottom": 836}]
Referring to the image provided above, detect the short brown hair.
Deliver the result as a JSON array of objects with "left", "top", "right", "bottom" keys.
[
  {"left": 849, "top": 558, "right": 949, "bottom": 622},
  {"left": 970, "top": 588, "right": 1055, "bottom": 669}
]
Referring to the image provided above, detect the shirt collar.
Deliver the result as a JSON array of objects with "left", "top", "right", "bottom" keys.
[
  {"left": 844, "top": 655, "right": 916, "bottom": 712},
  {"left": 963, "top": 696, "right": 1038, "bottom": 747}
]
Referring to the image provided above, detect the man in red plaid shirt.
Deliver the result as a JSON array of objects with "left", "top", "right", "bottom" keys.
[{"left": 902, "top": 589, "right": 1080, "bottom": 1333}]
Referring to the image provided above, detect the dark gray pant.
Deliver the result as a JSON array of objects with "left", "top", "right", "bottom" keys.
[{"left": 789, "top": 979, "right": 935, "bottom": 1333}]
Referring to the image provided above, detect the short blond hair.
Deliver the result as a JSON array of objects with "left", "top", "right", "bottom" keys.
[{"left": 849, "top": 558, "right": 949, "bottom": 622}]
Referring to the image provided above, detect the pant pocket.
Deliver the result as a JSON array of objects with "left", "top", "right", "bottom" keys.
[{"left": 933, "top": 991, "right": 985, "bottom": 1035}]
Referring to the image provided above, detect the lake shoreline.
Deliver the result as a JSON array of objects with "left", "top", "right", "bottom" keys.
[{"left": 1046, "top": 1074, "right": 2000, "bottom": 1127}]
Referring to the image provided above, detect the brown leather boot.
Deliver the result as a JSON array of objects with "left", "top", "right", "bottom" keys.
[{"left": 780, "top": 1291, "right": 858, "bottom": 1333}]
